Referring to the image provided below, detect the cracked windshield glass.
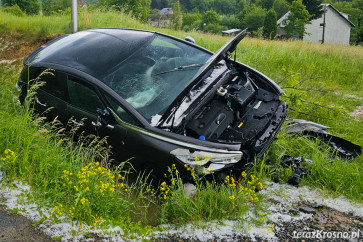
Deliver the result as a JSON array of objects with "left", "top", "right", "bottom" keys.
[{"left": 103, "top": 35, "right": 211, "bottom": 122}]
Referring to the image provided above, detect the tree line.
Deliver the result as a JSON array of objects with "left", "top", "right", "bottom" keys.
[{"left": 1, "top": 0, "right": 362, "bottom": 44}]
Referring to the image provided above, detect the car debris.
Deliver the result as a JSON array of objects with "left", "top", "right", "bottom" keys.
[
  {"left": 285, "top": 119, "right": 362, "bottom": 160},
  {"left": 280, "top": 156, "right": 313, "bottom": 187}
]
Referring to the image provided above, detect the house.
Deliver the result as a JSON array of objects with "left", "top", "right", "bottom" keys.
[
  {"left": 160, "top": 8, "right": 173, "bottom": 19},
  {"left": 277, "top": 4, "right": 355, "bottom": 45}
]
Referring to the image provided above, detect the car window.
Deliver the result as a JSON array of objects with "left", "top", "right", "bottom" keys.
[
  {"left": 67, "top": 76, "right": 104, "bottom": 113},
  {"left": 39, "top": 70, "right": 68, "bottom": 101},
  {"left": 102, "top": 35, "right": 211, "bottom": 122},
  {"left": 103, "top": 93, "right": 141, "bottom": 127}
]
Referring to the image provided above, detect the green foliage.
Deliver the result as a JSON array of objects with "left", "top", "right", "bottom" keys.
[
  {"left": 204, "top": 9, "right": 221, "bottom": 25},
  {"left": 209, "top": 0, "right": 235, "bottom": 15},
  {"left": 261, "top": 0, "right": 274, "bottom": 10},
  {"left": 204, "top": 23, "right": 225, "bottom": 33},
  {"left": 242, "top": 5, "right": 266, "bottom": 33},
  {"left": 286, "top": 0, "right": 323, "bottom": 20},
  {"left": 334, "top": 1, "right": 363, "bottom": 45},
  {"left": 41, "top": 0, "right": 70, "bottom": 16},
  {"left": 96, "top": 0, "right": 151, "bottom": 22},
  {"left": 283, "top": 0, "right": 311, "bottom": 38},
  {"left": 170, "top": 0, "right": 183, "bottom": 30},
  {"left": 273, "top": 0, "right": 289, "bottom": 19},
  {"left": 1, "top": 0, "right": 39, "bottom": 14},
  {"left": 182, "top": 12, "right": 202, "bottom": 30},
  {"left": 3, "top": 4, "right": 25, "bottom": 16},
  {"left": 221, "top": 15, "right": 241, "bottom": 29},
  {"left": 263, "top": 9, "right": 277, "bottom": 39}
]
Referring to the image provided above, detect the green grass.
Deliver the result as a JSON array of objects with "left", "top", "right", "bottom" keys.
[{"left": 0, "top": 7, "right": 362, "bottom": 234}]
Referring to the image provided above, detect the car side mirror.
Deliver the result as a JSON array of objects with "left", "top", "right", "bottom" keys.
[
  {"left": 93, "top": 108, "right": 114, "bottom": 130},
  {"left": 185, "top": 36, "right": 196, "bottom": 44}
]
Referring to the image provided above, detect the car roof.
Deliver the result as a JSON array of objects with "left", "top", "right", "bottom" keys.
[{"left": 28, "top": 29, "right": 157, "bottom": 79}]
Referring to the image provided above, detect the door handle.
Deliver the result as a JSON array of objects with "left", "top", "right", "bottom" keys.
[
  {"left": 36, "top": 98, "right": 47, "bottom": 107},
  {"left": 106, "top": 124, "right": 114, "bottom": 130},
  {"left": 71, "top": 119, "right": 84, "bottom": 126},
  {"left": 91, "top": 121, "right": 102, "bottom": 127}
]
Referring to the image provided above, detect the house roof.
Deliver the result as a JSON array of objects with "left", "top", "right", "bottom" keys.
[
  {"left": 160, "top": 8, "right": 173, "bottom": 15},
  {"left": 323, "top": 4, "right": 355, "bottom": 27},
  {"left": 277, "top": 4, "right": 355, "bottom": 28}
]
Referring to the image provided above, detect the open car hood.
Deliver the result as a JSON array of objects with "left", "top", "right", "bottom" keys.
[
  {"left": 192, "top": 28, "right": 248, "bottom": 81},
  {"left": 157, "top": 29, "right": 248, "bottom": 127}
]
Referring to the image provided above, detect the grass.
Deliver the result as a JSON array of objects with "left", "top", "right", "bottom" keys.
[{"left": 0, "top": 7, "right": 362, "bottom": 235}]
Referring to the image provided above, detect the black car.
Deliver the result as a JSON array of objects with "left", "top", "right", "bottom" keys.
[{"left": 17, "top": 28, "right": 287, "bottom": 178}]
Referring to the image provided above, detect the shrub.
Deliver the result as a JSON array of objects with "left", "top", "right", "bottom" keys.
[
  {"left": 3, "top": 4, "right": 25, "bottom": 16},
  {"left": 204, "top": 24, "right": 225, "bottom": 34}
]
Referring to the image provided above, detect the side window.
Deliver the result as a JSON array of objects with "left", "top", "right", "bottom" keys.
[
  {"left": 67, "top": 76, "right": 104, "bottom": 113},
  {"left": 103, "top": 93, "right": 140, "bottom": 126},
  {"left": 40, "top": 70, "right": 68, "bottom": 101}
]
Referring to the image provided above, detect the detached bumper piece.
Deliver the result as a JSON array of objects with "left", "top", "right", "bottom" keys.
[{"left": 285, "top": 119, "right": 362, "bottom": 160}]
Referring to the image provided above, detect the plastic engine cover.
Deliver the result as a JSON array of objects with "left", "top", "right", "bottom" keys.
[{"left": 187, "top": 99, "right": 233, "bottom": 140}]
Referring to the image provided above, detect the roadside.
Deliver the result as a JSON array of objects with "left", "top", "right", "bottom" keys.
[{"left": 0, "top": 204, "right": 51, "bottom": 242}]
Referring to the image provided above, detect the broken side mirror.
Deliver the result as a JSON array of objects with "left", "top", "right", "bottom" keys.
[
  {"left": 185, "top": 36, "right": 196, "bottom": 44},
  {"left": 92, "top": 108, "right": 114, "bottom": 130}
]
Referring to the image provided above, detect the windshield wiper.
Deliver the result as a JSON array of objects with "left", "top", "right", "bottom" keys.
[{"left": 153, "top": 63, "right": 204, "bottom": 76}]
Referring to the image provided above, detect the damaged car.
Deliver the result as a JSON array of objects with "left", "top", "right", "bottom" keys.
[{"left": 16, "top": 28, "right": 287, "bottom": 178}]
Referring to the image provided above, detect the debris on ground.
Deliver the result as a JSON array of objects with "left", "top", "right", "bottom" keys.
[{"left": 285, "top": 119, "right": 362, "bottom": 160}]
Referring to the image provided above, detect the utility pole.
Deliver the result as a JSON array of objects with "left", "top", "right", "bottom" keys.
[
  {"left": 71, "top": 0, "right": 78, "bottom": 33},
  {"left": 321, "top": 5, "right": 326, "bottom": 44}
]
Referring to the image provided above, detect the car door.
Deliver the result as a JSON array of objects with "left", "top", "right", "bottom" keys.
[
  {"left": 66, "top": 75, "right": 129, "bottom": 163},
  {"left": 100, "top": 92, "right": 141, "bottom": 164},
  {"left": 66, "top": 75, "right": 106, "bottom": 136},
  {"left": 34, "top": 70, "right": 69, "bottom": 124}
]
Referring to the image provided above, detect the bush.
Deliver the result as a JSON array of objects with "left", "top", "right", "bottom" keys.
[
  {"left": 220, "top": 15, "right": 240, "bottom": 29},
  {"left": 204, "top": 24, "right": 225, "bottom": 34},
  {"left": 3, "top": 4, "right": 25, "bottom": 16}
]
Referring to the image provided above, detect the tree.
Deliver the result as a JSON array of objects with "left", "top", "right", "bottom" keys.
[
  {"left": 170, "top": 0, "right": 183, "bottom": 30},
  {"left": 283, "top": 0, "right": 311, "bottom": 38},
  {"left": 221, "top": 15, "right": 240, "bottom": 29},
  {"left": 286, "top": 0, "right": 323, "bottom": 20},
  {"left": 210, "top": 0, "right": 235, "bottom": 15},
  {"left": 204, "top": 9, "right": 221, "bottom": 25},
  {"left": 261, "top": 0, "right": 274, "bottom": 10},
  {"left": 42, "top": 0, "right": 70, "bottom": 16},
  {"left": 242, "top": 5, "right": 266, "bottom": 33},
  {"left": 2, "top": 0, "right": 40, "bottom": 15},
  {"left": 183, "top": 13, "right": 203, "bottom": 28},
  {"left": 263, "top": 9, "right": 277, "bottom": 39},
  {"left": 273, "top": 0, "right": 289, "bottom": 19}
]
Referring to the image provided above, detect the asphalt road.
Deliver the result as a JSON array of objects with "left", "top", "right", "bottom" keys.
[{"left": 0, "top": 205, "right": 51, "bottom": 242}]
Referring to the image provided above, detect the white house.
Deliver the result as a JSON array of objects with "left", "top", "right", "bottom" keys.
[{"left": 277, "top": 4, "right": 355, "bottom": 45}]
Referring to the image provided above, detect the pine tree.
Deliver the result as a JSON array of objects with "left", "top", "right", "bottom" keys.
[
  {"left": 170, "top": 1, "right": 183, "bottom": 30},
  {"left": 263, "top": 9, "right": 277, "bottom": 39}
]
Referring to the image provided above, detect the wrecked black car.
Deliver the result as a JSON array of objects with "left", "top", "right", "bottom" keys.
[{"left": 16, "top": 28, "right": 287, "bottom": 178}]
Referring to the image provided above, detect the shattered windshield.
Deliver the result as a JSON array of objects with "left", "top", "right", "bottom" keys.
[{"left": 103, "top": 35, "right": 211, "bottom": 123}]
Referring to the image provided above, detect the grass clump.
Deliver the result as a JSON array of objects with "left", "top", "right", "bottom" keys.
[{"left": 158, "top": 164, "right": 264, "bottom": 224}]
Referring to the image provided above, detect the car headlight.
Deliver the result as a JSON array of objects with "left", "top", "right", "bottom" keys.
[{"left": 170, "top": 148, "right": 242, "bottom": 174}]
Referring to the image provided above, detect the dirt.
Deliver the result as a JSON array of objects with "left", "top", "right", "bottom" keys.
[
  {"left": 0, "top": 205, "right": 51, "bottom": 242},
  {"left": 0, "top": 33, "right": 60, "bottom": 61}
]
